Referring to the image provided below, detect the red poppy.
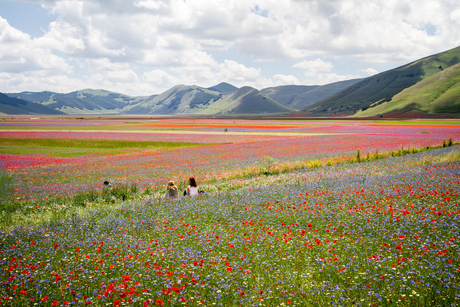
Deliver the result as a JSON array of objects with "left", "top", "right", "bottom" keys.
[{"left": 171, "top": 287, "right": 180, "bottom": 293}]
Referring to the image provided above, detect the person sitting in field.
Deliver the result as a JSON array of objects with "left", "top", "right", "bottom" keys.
[
  {"left": 103, "top": 180, "right": 111, "bottom": 189},
  {"left": 165, "top": 181, "right": 179, "bottom": 199},
  {"left": 184, "top": 177, "right": 199, "bottom": 196}
]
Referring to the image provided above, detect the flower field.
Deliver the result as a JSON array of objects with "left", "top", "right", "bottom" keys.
[
  {"left": 1, "top": 144, "right": 460, "bottom": 306},
  {"left": 1, "top": 118, "right": 459, "bottom": 201},
  {"left": 0, "top": 118, "right": 460, "bottom": 306}
]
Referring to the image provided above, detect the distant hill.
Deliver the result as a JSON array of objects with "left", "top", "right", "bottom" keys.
[
  {"left": 261, "top": 79, "right": 361, "bottom": 110},
  {"left": 125, "top": 85, "right": 222, "bottom": 115},
  {"left": 218, "top": 86, "right": 295, "bottom": 115},
  {"left": 126, "top": 84, "right": 294, "bottom": 115},
  {"left": 355, "top": 63, "right": 460, "bottom": 117},
  {"left": 0, "top": 93, "right": 64, "bottom": 115},
  {"left": 7, "top": 84, "right": 293, "bottom": 115},
  {"left": 8, "top": 91, "right": 56, "bottom": 103},
  {"left": 7, "top": 89, "right": 145, "bottom": 114},
  {"left": 207, "top": 82, "right": 238, "bottom": 93},
  {"left": 301, "top": 45, "right": 460, "bottom": 116},
  {"left": 261, "top": 85, "right": 319, "bottom": 107}
]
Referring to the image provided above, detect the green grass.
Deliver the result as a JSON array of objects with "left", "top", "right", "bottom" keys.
[
  {"left": 357, "top": 63, "right": 460, "bottom": 117},
  {"left": 305, "top": 45, "right": 460, "bottom": 116},
  {"left": 0, "top": 138, "right": 225, "bottom": 157},
  {"left": 0, "top": 168, "right": 15, "bottom": 213}
]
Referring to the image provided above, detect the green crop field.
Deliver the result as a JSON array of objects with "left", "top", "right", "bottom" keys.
[{"left": 0, "top": 138, "right": 222, "bottom": 157}]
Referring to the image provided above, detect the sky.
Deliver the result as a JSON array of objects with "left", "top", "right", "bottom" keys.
[{"left": 0, "top": 0, "right": 459, "bottom": 96}]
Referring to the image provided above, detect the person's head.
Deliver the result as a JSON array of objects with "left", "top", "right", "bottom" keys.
[
  {"left": 189, "top": 177, "right": 197, "bottom": 187},
  {"left": 167, "top": 181, "right": 177, "bottom": 191},
  {"left": 103, "top": 180, "right": 109, "bottom": 186}
]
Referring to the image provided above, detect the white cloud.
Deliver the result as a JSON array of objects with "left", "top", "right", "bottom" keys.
[
  {"left": 293, "top": 58, "right": 359, "bottom": 85},
  {"left": 1, "top": 0, "right": 460, "bottom": 95},
  {"left": 0, "top": 16, "right": 72, "bottom": 75},
  {"left": 85, "top": 58, "right": 139, "bottom": 83},
  {"left": 135, "top": 0, "right": 169, "bottom": 11},
  {"left": 0, "top": 71, "right": 86, "bottom": 94},
  {"left": 293, "top": 59, "right": 334, "bottom": 74},
  {"left": 86, "top": 58, "right": 130, "bottom": 72},
  {"left": 361, "top": 67, "right": 379, "bottom": 76},
  {"left": 273, "top": 74, "right": 301, "bottom": 85},
  {"left": 217, "top": 60, "right": 261, "bottom": 82},
  {"left": 143, "top": 69, "right": 180, "bottom": 90},
  {"left": 284, "top": 0, "right": 460, "bottom": 62},
  {"left": 36, "top": 20, "right": 85, "bottom": 54}
]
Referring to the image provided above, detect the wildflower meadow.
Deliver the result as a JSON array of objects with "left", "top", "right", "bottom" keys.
[{"left": 0, "top": 118, "right": 459, "bottom": 306}]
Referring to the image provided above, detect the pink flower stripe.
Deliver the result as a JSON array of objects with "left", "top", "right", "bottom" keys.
[
  {"left": 0, "top": 131, "right": 287, "bottom": 143},
  {"left": 0, "top": 154, "right": 77, "bottom": 169}
]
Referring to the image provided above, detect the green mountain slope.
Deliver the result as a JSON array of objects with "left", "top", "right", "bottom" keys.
[
  {"left": 207, "top": 82, "right": 238, "bottom": 93},
  {"left": 7, "top": 89, "right": 145, "bottom": 114},
  {"left": 7, "top": 83, "right": 293, "bottom": 115},
  {"left": 302, "top": 45, "right": 460, "bottom": 116},
  {"left": 126, "top": 85, "right": 294, "bottom": 115},
  {"left": 219, "top": 86, "right": 295, "bottom": 115},
  {"left": 261, "top": 85, "right": 319, "bottom": 108},
  {"left": 261, "top": 79, "right": 361, "bottom": 110},
  {"left": 0, "top": 93, "right": 64, "bottom": 115},
  {"left": 125, "top": 85, "right": 222, "bottom": 115},
  {"left": 355, "top": 63, "right": 460, "bottom": 117},
  {"left": 8, "top": 91, "right": 56, "bottom": 103}
]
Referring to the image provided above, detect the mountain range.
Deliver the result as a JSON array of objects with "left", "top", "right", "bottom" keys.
[
  {"left": 299, "top": 45, "right": 460, "bottom": 117},
  {"left": 2, "top": 45, "right": 460, "bottom": 117},
  {"left": 3, "top": 80, "right": 358, "bottom": 116}
]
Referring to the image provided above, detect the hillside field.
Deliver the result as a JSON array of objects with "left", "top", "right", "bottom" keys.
[{"left": 0, "top": 118, "right": 460, "bottom": 306}]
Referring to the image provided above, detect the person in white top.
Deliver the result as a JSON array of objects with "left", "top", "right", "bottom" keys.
[{"left": 186, "top": 177, "right": 199, "bottom": 196}]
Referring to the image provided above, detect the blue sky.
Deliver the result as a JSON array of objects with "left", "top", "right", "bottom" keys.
[{"left": 0, "top": 0, "right": 459, "bottom": 96}]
